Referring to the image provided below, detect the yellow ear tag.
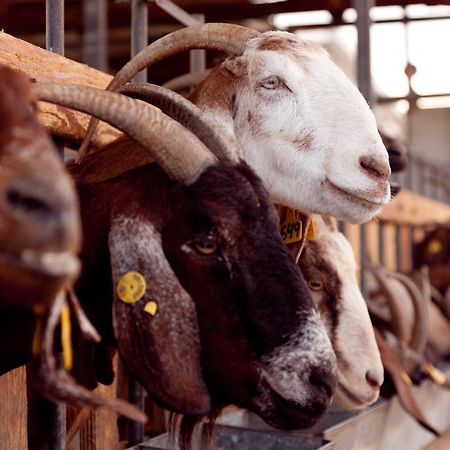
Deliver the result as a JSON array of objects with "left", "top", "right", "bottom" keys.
[
  {"left": 117, "top": 271, "right": 147, "bottom": 304},
  {"left": 400, "top": 371, "right": 413, "bottom": 386},
  {"left": 424, "top": 362, "right": 447, "bottom": 385},
  {"left": 144, "top": 300, "right": 158, "bottom": 316},
  {"left": 60, "top": 302, "right": 73, "bottom": 371},
  {"left": 280, "top": 208, "right": 303, "bottom": 244},
  {"left": 428, "top": 239, "right": 442, "bottom": 255}
]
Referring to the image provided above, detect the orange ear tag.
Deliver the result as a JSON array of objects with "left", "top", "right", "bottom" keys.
[
  {"left": 306, "top": 218, "right": 315, "bottom": 241},
  {"left": 280, "top": 208, "right": 303, "bottom": 244},
  {"left": 117, "top": 272, "right": 147, "bottom": 304}
]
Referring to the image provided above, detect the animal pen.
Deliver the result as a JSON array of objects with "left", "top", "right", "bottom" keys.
[{"left": 0, "top": 1, "right": 450, "bottom": 450}]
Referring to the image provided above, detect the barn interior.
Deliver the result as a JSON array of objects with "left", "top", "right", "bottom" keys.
[{"left": 0, "top": 1, "right": 449, "bottom": 450}]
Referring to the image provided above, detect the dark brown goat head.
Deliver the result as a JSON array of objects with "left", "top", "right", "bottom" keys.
[
  {"left": 75, "top": 157, "right": 336, "bottom": 432},
  {"left": 0, "top": 66, "right": 81, "bottom": 308}
]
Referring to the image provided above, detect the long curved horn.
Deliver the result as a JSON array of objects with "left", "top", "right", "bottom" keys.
[
  {"left": 32, "top": 83, "right": 216, "bottom": 185},
  {"left": 163, "top": 69, "right": 211, "bottom": 92},
  {"left": 118, "top": 83, "right": 239, "bottom": 162},
  {"left": 389, "top": 271, "right": 429, "bottom": 355},
  {"left": 370, "top": 266, "right": 410, "bottom": 344},
  {"left": 78, "top": 23, "right": 260, "bottom": 160}
]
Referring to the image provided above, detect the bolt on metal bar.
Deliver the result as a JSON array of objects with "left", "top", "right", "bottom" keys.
[
  {"left": 83, "top": 0, "right": 108, "bottom": 72},
  {"left": 131, "top": 0, "right": 148, "bottom": 82},
  {"left": 128, "top": 375, "right": 145, "bottom": 445}
]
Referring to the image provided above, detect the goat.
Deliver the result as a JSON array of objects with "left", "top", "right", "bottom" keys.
[
  {"left": 299, "top": 216, "right": 383, "bottom": 410},
  {"left": 0, "top": 65, "right": 80, "bottom": 309},
  {"left": 32, "top": 83, "right": 337, "bottom": 445},
  {"left": 79, "top": 23, "right": 391, "bottom": 224},
  {"left": 85, "top": 82, "right": 383, "bottom": 415},
  {"left": 0, "top": 66, "right": 145, "bottom": 424}
]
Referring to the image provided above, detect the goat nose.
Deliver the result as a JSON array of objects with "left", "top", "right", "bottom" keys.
[
  {"left": 365, "top": 369, "right": 383, "bottom": 389},
  {"left": 308, "top": 367, "right": 336, "bottom": 398},
  {"left": 359, "top": 156, "right": 390, "bottom": 182},
  {"left": 3, "top": 176, "right": 79, "bottom": 250},
  {"left": 6, "top": 179, "right": 59, "bottom": 221}
]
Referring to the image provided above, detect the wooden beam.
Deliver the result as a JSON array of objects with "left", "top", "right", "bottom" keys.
[
  {"left": 0, "top": 31, "right": 122, "bottom": 149},
  {"left": 378, "top": 190, "right": 450, "bottom": 226}
]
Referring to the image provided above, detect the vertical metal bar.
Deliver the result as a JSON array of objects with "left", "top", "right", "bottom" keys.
[
  {"left": 46, "top": 4, "right": 66, "bottom": 448},
  {"left": 190, "top": 13, "right": 206, "bottom": 78},
  {"left": 128, "top": 375, "right": 145, "bottom": 445},
  {"left": 378, "top": 222, "right": 385, "bottom": 266},
  {"left": 83, "top": 0, "right": 108, "bottom": 72},
  {"left": 131, "top": 0, "right": 148, "bottom": 83},
  {"left": 46, "top": 0, "right": 64, "bottom": 55},
  {"left": 353, "top": 0, "right": 374, "bottom": 105},
  {"left": 354, "top": 0, "right": 373, "bottom": 295},
  {"left": 395, "top": 224, "right": 402, "bottom": 272},
  {"left": 409, "top": 225, "right": 415, "bottom": 270}
]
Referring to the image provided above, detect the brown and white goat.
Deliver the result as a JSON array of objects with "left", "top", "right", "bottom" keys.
[
  {"left": 33, "top": 84, "right": 337, "bottom": 440},
  {"left": 300, "top": 216, "right": 383, "bottom": 410},
  {"left": 81, "top": 23, "right": 391, "bottom": 224},
  {"left": 96, "top": 83, "right": 383, "bottom": 416}
]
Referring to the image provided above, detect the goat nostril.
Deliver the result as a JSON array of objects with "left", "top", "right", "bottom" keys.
[
  {"left": 359, "top": 156, "right": 389, "bottom": 181},
  {"left": 366, "top": 369, "right": 382, "bottom": 389},
  {"left": 6, "top": 188, "right": 53, "bottom": 217},
  {"left": 309, "top": 370, "right": 335, "bottom": 397}
]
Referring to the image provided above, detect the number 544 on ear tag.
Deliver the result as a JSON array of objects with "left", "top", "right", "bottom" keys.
[{"left": 280, "top": 208, "right": 303, "bottom": 244}]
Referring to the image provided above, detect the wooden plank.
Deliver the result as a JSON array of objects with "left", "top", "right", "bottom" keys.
[
  {"left": 379, "top": 190, "right": 450, "bottom": 226},
  {"left": 0, "top": 31, "right": 122, "bottom": 149},
  {"left": 0, "top": 366, "right": 27, "bottom": 449}
]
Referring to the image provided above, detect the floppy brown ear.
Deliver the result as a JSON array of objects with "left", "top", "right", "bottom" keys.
[{"left": 109, "top": 215, "right": 210, "bottom": 415}]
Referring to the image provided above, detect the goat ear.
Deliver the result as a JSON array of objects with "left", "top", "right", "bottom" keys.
[
  {"left": 222, "top": 56, "right": 247, "bottom": 77},
  {"left": 109, "top": 216, "right": 211, "bottom": 415}
]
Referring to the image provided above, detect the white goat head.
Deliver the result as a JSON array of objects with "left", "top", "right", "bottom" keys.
[
  {"left": 81, "top": 23, "right": 391, "bottom": 224},
  {"left": 299, "top": 216, "right": 383, "bottom": 410}
]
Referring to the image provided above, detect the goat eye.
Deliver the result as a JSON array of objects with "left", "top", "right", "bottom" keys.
[
  {"left": 260, "top": 76, "right": 283, "bottom": 89},
  {"left": 308, "top": 280, "right": 323, "bottom": 291},
  {"left": 193, "top": 237, "right": 218, "bottom": 256}
]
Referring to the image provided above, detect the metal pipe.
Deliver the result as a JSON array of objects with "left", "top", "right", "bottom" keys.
[
  {"left": 360, "top": 224, "right": 367, "bottom": 295},
  {"left": 46, "top": 0, "right": 64, "bottom": 55},
  {"left": 353, "top": 0, "right": 374, "bottom": 105},
  {"left": 131, "top": 0, "right": 148, "bottom": 83},
  {"left": 46, "top": 4, "right": 67, "bottom": 445},
  {"left": 128, "top": 375, "right": 145, "bottom": 445},
  {"left": 189, "top": 13, "right": 206, "bottom": 89},
  {"left": 83, "top": 0, "right": 108, "bottom": 72}
]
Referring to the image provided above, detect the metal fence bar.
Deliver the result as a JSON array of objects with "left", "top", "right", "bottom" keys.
[
  {"left": 83, "top": 0, "right": 108, "bottom": 72},
  {"left": 190, "top": 14, "right": 206, "bottom": 78},
  {"left": 354, "top": 0, "right": 374, "bottom": 295},
  {"left": 154, "top": 0, "right": 203, "bottom": 26},
  {"left": 128, "top": 376, "right": 146, "bottom": 446},
  {"left": 131, "top": 0, "right": 148, "bottom": 82},
  {"left": 46, "top": 0, "right": 64, "bottom": 55},
  {"left": 46, "top": 2, "right": 67, "bottom": 448}
]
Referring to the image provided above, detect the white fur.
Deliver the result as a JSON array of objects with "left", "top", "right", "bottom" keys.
[
  {"left": 308, "top": 218, "right": 383, "bottom": 409},
  {"left": 260, "top": 310, "right": 335, "bottom": 404},
  {"left": 196, "top": 31, "right": 391, "bottom": 223}
]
